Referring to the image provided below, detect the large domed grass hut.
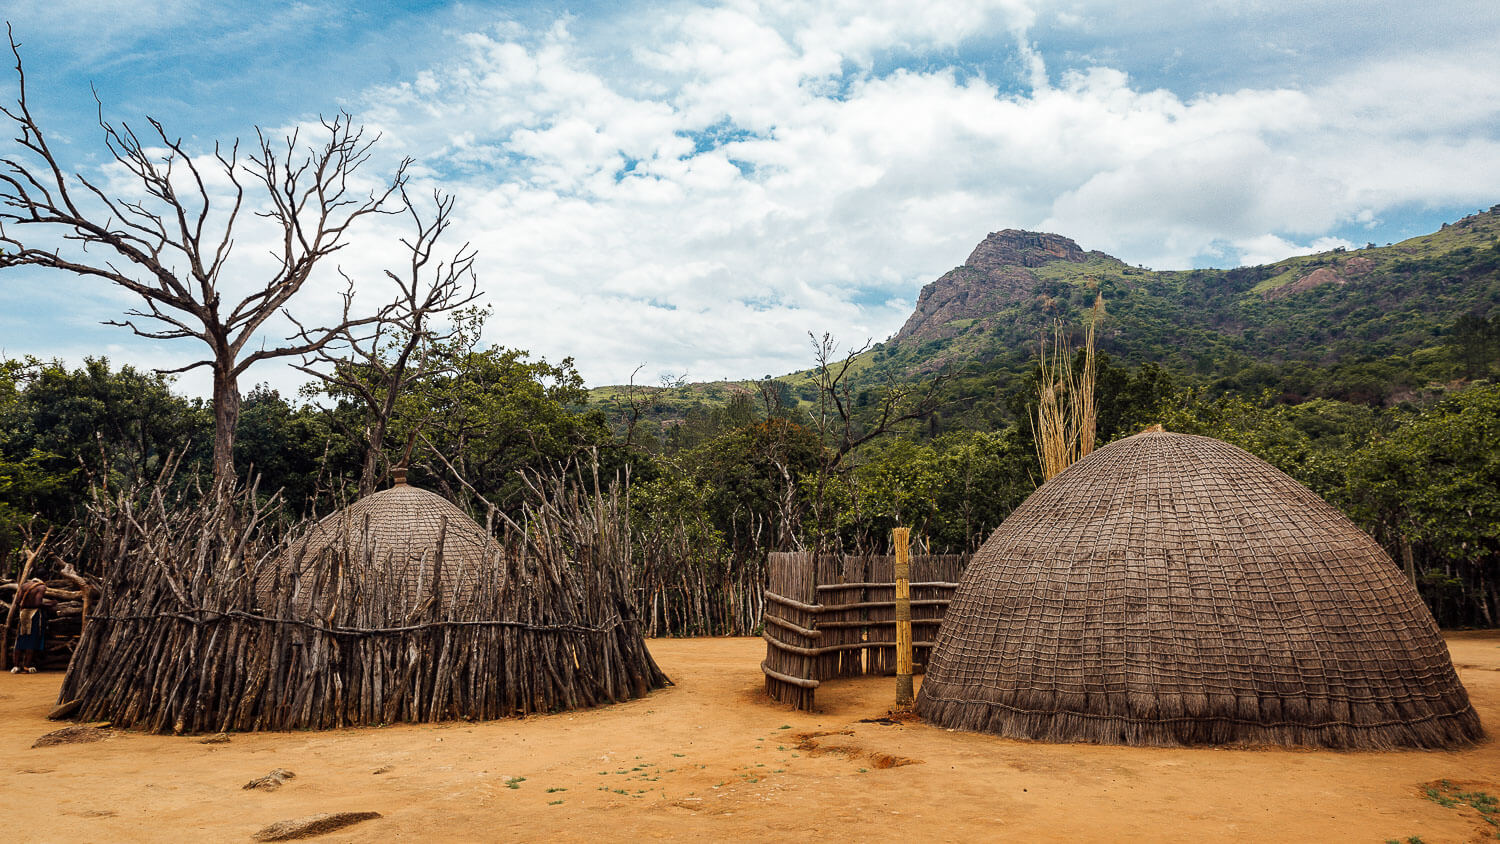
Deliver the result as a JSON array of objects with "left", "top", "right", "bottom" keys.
[
  {"left": 916, "top": 429, "right": 1482, "bottom": 749},
  {"left": 57, "top": 469, "right": 667, "bottom": 733}
]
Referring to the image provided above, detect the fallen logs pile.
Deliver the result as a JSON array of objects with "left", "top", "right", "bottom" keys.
[{"left": 2, "top": 564, "right": 100, "bottom": 671}]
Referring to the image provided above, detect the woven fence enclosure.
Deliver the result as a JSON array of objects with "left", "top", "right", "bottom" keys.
[
  {"left": 57, "top": 483, "right": 669, "bottom": 734},
  {"left": 762, "top": 551, "right": 969, "bottom": 710},
  {"left": 917, "top": 429, "right": 1483, "bottom": 749}
]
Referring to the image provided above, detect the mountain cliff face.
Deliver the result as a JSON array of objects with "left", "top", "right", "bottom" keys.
[{"left": 893, "top": 230, "right": 1121, "bottom": 347}]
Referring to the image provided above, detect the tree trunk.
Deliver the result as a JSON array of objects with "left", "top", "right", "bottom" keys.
[
  {"left": 212, "top": 367, "right": 241, "bottom": 492},
  {"left": 359, "top": 417, "right": 389, "bottom": 498}
]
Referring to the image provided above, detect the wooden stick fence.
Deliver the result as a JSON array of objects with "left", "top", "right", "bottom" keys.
[
  {"left": 52, "top": 475, "right": 669, "bottom": 733},
  {"left": 762, "top": 551, "right": 968, "bottom": 710}
]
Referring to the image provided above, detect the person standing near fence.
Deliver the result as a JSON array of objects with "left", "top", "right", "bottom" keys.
[{"left": 10, "top": 578, "right": 53, "bottom": 673}]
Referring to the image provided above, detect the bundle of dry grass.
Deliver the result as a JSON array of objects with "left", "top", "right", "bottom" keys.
[
  {"left": 55, "top": 472, "right": 668, "bottom": 734},
  {"left": 917, "top": 428, "right": 1483, "bottom": 749},
  {"left": 1032, "top": 296, "right": 1100, "bottom": 481}
]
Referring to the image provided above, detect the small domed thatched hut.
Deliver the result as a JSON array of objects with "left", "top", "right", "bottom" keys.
[
  {"left": 916, "top": 429, "right": 1482, "bottom": 749},
  {"left": 259, "top": 471, "right": 502, "bottom": 616}
]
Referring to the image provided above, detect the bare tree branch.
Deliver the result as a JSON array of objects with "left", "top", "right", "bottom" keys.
[
  {"left": 0, "top": 29, "right": 411, "bottom": 489},
  {"left": 804, "top": 332, "right": 949, "bottom": 553},
  {"left": 297, "top": 187, "right": 484, "bottom": 496}
]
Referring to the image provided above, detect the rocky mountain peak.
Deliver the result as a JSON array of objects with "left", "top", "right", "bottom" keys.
[
  {"left": 965, "top": 230, "right": 1089, "bottom": 270},
  {"left": 892, "top": 229, "right": 1106, "bottom": 347}
]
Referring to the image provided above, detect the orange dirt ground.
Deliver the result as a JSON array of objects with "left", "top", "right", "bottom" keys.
[{"left": 7, "top": 634, "right": 1500, "bottom": 842}]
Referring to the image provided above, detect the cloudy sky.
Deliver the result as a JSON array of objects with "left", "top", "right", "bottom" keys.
[{"left": 2, "top": 0, "right": 1498, "bottom": 394}]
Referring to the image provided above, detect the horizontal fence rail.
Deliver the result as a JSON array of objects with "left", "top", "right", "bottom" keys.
[{"left": 761, "top": 551, "right": 969, "bottom": 710}]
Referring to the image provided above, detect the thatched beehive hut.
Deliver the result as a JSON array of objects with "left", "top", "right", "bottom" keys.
[
  {"left": 57, "top": 470, "right": 668, "bottom": 733},
  {"left": 257, "top": 471, "right": 501, "bottom": 616},
  {"left": 916, "top": 429, "right": 1482, "bottom": 749}
]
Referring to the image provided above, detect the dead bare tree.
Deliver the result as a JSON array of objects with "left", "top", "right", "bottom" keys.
[
  {"left": 0, "top": 27, "right": 409, "bottom": 490},
  {"left": 806, "top": 332, "right": 948, "bottom": 553},
  {"left": 295, "top": 188, "right": 483, "bottom": 497},
  {"left": 617, "top": 364, "right": 649, "bottom": 450}
]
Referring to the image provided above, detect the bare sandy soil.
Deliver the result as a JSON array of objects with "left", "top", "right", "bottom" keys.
[{"left": 7, "top": 634, "right": 1500, "bottom": 842}]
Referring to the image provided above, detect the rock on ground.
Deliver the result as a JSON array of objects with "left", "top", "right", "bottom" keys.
[
  {"left": 251, "top": 812, "right": 381, "bottom": 841},
  {"left": 242, "top": 769, "right": 296, "bottom": 791}
]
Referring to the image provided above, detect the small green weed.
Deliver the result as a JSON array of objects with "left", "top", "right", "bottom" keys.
[
  {"left": 548, "top": 799, "right": 564, "bottom": 806},
  {"left": 1423, "top": 780, "right": 1500, "bottom": 836},
  {"left": 546, "top": 787, "right": 567, "bottom": 793}
]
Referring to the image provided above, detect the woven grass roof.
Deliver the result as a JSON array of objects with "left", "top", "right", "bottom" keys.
[
  {"left": 916, "top": 429, "right": 1483, "bottom": 749},
  {"left": 260, "top": 482, "right": 500, "bottom": 614}
]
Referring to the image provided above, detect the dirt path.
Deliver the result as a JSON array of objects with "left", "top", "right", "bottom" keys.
[{"left": 7, "top": 634, "right": 1500, "bottom": 842}]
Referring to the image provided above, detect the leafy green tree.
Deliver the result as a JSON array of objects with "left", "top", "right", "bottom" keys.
[
  {"left": 1449, "top": 310, "right": 1500, "bottom": 377},
  {"left": 684, "top": 417, "right": 824, "bottom": 555},
  {"left": 0, "top": 357, "right": 208, "bottom": 559},
  {"left": 233, "top": 384, "right": 358, "bottom": 515},
  {"left": 411, "top": 347, "right": 612, "bottom": 513},
  {"left": 1157, "top": 391, "right": 1378, "bottom": 501},
  {"left": 2, "top": 357, "right": 208, "bottom": 497},
  {"left": 845, "top": 428, "right": 1036, "bottom": 552},
  {"left": 628, "top": 462, "right": 747, "bottom": 635},
  {"left": 1345, "top": 384, "right": 1500, "bottom": 625}
]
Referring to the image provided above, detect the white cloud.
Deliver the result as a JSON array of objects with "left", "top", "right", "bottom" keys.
[
  {"left": 1230, "top": 234, "right": 1356, "bottom": 268},
  {"left": 7, "top": 1, "right": 1500, "bottom": 394},
  {"left": 321, "top": 2, "right": 1500, "bottom": 386}
]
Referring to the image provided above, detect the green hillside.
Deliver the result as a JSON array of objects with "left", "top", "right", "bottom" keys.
[
  {"left": 845, "top": 206, "right": 1500, "bottom": 422},
  {"left": 594, "top": 205, "right": 1500, "bottom": 442}
]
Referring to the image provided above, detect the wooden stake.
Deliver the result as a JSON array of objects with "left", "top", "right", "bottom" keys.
[{"left": 893, "top": 527, "right": 913, "bottom": 707}]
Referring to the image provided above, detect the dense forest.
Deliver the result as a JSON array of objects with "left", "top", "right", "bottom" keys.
[{"left": 3, "top": 215, "right": 1500, "bottom": 633}]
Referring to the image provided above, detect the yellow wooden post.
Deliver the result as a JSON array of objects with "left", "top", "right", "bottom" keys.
[{"left": 893, "top": 526, "right": 913, "bottom": 707}]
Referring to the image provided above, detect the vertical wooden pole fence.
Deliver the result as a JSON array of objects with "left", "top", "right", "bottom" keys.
[{"left": 760, "top": 549, "right": 968, "bottom": 711}]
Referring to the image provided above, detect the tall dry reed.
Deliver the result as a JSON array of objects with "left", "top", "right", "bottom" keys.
[{"left": 1032, "top": 294, "right": 1102, "bottom": 481}]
